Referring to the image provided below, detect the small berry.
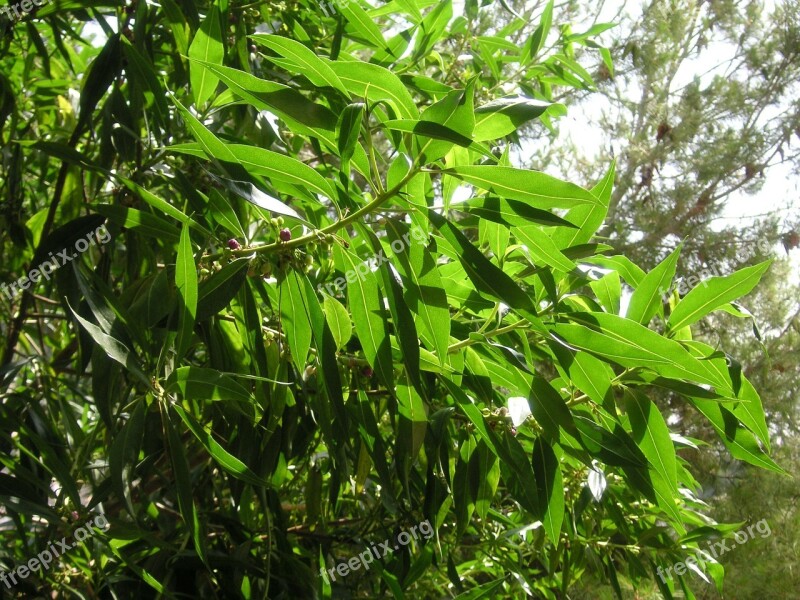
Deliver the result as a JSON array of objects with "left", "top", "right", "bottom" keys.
[
  {"left": 361, "top": 366, "right": 374, "bottom": 378},
  {"left": 510, "top": 426, "right": 517, "bottom": 437},
  {"left": 279, "top": 228, "right": 292, "bottom": 242},
  {"left": 227, "top": 239, "right": 241, "bottom": 250}
]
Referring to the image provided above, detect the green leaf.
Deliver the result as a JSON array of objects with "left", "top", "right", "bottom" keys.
[
  {"left": 115, "top": 176, "right": 211, "bottom": 236},
  {"left": 67, "top": 302, "right": 150, "bottom": 387},
  {"left": 689, "top": 399, "right": 784, "bottom": 473},
  {"left": 165, "top": 408, "right": 206, "bottom": 563},
  {"left": 169, "top": 141, "right": 337, "bottom": 201},
  {"left": 461, "top": 196, "right": 576, "bottom": 229},
  {"left": 428, "top": 209, "right": 538, "bottom": 315},
  {"left": 582, "top": 254, "right": 646, "bottom": 288},
  {"left": 166, "top": 366, "right": 253, "bottom": 403},
  {"left": 667, "top": 261, "right": 772, "bottom": 333},
  {"left": 552, "top": 313, "right": 733, "bottom": 393},
  {"left": 175, "top": 225, "right": 198, "bottom": 360},
  {"left": 337, "top": 102, "right": 366, "bottom": 169},
  {"left": 514, "top": 224, "right": 578, "bottom": 273},
  {"left": 334, "top": 244, "right": 394, "bottom": 390},
  {"left": 397, "top": 376, "right": 428, "bottom": 463},
  {"left": 418, "top": 80, "right": 476, "bottom": 160},
  {"left": 731, "top": 375, "right": 770, "bottom": 451},
  {"left": 322, "top": 295, "right": 352, "bottom": 351},
  {"left": 280, "top": 270, "right": 313, "bottom": 371},
  {"left": 532, "top": 437, "right": 564, "bottom": 542},
  {"left": 196, "top": 257, "right": 250, "bottom": 320},
  {"left": 550, "top": 159, "right": 615, "bottom": 250},
  {"left": 93, "top": 204, "right": 180, "bottom": 242},
  {"left": 336, "top": 1, "right": 391, "bottom": 53},
  {"left": 188, "top": 60, "right": 339, "bottom": 147},
  {"left": 625, "top": 390, "right": 678, "bottom": 492},
  {"left": 207, "top": 188, "right": 245, "bottom": 237},
  {"left": 468, "top": 440, "right": 499, "bottom": 520},
  {"left": 590, "top": 271, "right": 621, "bottom": 315},
  {"left": 329, "top": 60, "right": 418, "bottom": 119},
  {"left": 473, "top": 96, "right": 564, "bottom": 141},
  {"left": 442, "top": 165, "right": 600, "bottom": 210},
  {"left": 108, "top": 401, "right": 147, "bottom": 516},
  {"left": 172, "top": 404, "right": 267, "bottom": 486},
  {"left": 250, "top": 34, "right": 350, "bottom": 97},
  {"left": 188, "top": 1, "right": 224, "bottom": 108},
  {"left": 386, "top": 221, "right": 450, "bottom": 364},
  {"left": 119, "top": 37, "right": 170, "bottom": 130},
  {"left": 626, "top": 244, "right": 681, "bottom": 324},
  {"left": 523, "top": 0, "right": 554, "bottom": 63}
]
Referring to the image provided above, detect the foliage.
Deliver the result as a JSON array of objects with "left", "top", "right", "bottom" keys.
[{"left": 0, "top": 1, "right": 783, "bottom": 598}]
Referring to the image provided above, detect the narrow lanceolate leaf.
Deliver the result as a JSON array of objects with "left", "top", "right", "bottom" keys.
[
  {"left": 188, "top": 1, "right": 224, "bottom": 108},
  {"left": 590, "top": 271, "right": 621, "bottom": 315},
  {"left": 188, "top": 60, "right": 338, "bottom": 147},
  {"left": 514, "top": 225, "right": 577, "bottom": 273},
  {"left": 336, "top": 0, "right": 392, "bottom": 53},
  {"left": 667, "top": 260, "right": 771, "bottom": 332},
  {"left": 550, "top": 159, "right": 615, "bottom": 249},
  {"left": 624, "top": 390, "right": 678, "bottom": 492},
  {"left": 532, "top": 437, "right": 564, "bottom": 542},
  {"left": 115, "top": 176, "right": 211, "bottom": 236},
  {"left": 329, "top": 61, "right": 418, "bottom": 119},
  {"left": 68, "top": 302, "right": 150, "bottom": 387},
  {"left": 397, "top": 376, "right": 428, "bottom": 463},
  {"left": 337, "top": 102, "right": 366, "bottom": 168},
  {"left": 175, "top": 225, "right": 198, "bottom": 360},
  {"left": 468, "top": 440, "right": 500, "bottom": 520},
  {"left": 462, "top": 196, "right": 575, "bottom": 228},
  {"left": 689, "top": 399, "right": 784, "bottom": 474},
  {"left": 473, "top": 97, "right": 564, "bottom": 141},
  {"left": 280, "top": 270, "right": 313, "bottom": 371},
  {"left": 418, "top": 80, "right": 476, "bottom": 160},
  {"left": 170, "top": 97, "right": 252, "bottom": 183},
  {"left": 170, "top": 142, "right": 337, "bottom": 201},
  {"left": 626, "top": 244, "right": 681, "bottom": 325},
  {"left": 523, "top": 0, "right": 554, "bottom": 63},
  {"left": 334, "top": 244, "right": 394, "bottom": 390},
  {"left": 731, "top": 376, "right": 770, "bottom": 452},
  {"left": 428, "top": 209, "right": 538, "bottom": 315},
  {"left": 386, "top": 221, "right": 450, "bottom": 364},
  {"left": 165, "top": 409, "right": 206, "bottom": 563},
  {"left": 172, "top": 404, "right": 267, "bottom": 486},
  {"left": 108, "top": 401, "right": 146, "bottom": 516},
  {"left": 250, "top": 34, "right": 350, "bottom": 97},
  {"left": 552, "top": 313, "right": 732, "bottom": 393},
  {"left": 442, "top": 165, "right": 600, "bottom": 210},
  {"left": 196, "top": 258, "right": 250, "bottom": 320},
  {"left": 166, "top": 366, "right": 253, "bottom": 403},
  {"left": 322, "top": 295, "right": 352, "bottom": 351}
]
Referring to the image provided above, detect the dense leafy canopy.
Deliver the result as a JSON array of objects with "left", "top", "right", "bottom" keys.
[{"left": 0, "top": 1, "right": 780, "bottom": 598}]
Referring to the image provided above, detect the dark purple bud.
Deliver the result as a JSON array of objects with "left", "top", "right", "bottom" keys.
[
  {"left": 361, "top": 366, "right": 374, "bottom": 378},
  {"left": 279, "top": 228, "right": 292, "bottom": 242},
  {"left": 227, "top": 239, "right": 241, "bottom": 250}
]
